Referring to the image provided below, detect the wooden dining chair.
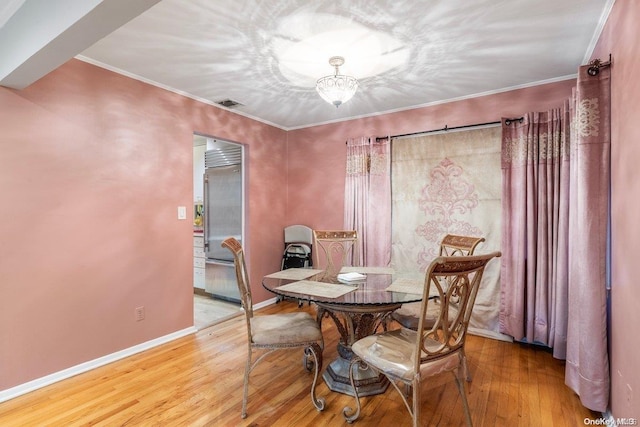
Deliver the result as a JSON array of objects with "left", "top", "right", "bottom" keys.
[
  {"left": 437, "top": 234, "right": 485, "bottom": 257},
  {"left": 311, "top": 230, "right": 359, "bottom": 325},
  {"left": 343, "top": 252, "right": 501, "bottom": 427},
  {"left": 391, "top": 233, "right": 485, "bottom": 382},
  {"left": 312, "top": 230, "right": 359, "bottom": 279},
  {"left": 221, "top": 237, "right": 325, "bottom": 419}
]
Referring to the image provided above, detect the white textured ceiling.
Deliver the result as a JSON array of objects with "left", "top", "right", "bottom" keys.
[
  {"left": 0, "top": 0, "right": 24, "bottom": 28},
  {"left": 14, "top": 0, "right": 616, "bottom": 130}
]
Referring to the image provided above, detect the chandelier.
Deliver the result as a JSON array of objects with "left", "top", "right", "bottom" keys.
[{"left": 315, "top": 56, "right": 359, "bottom": 107}]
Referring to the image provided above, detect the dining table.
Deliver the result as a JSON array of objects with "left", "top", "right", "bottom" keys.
[{"left": 262, "top": 267, "right": 424, "bottom": 397}]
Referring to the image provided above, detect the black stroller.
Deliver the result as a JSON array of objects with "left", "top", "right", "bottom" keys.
[
  {"left": 278, "top": 225, "right": 313, "bottom": 305},
  {"left": 281, "top": 225, "right": 313, "bottom": 270}
]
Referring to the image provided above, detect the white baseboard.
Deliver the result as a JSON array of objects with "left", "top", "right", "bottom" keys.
[
  {"left": 254, "top": 296, "right": 277, "bottom": 310},
  {"left": 0, "top": 326, "right": 196, "bottom": 404},
  {"left": 0, "top": 304, "right": 510, "bottom": 404}
]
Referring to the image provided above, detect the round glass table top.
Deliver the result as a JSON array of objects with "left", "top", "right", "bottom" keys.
[{"left": 262, "top": 271, "right": 424, "bottom": 306}]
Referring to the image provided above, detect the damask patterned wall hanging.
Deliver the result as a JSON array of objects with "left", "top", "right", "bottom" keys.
[{"left": 391, "top": 125, "right": 505, "bottom": 337}]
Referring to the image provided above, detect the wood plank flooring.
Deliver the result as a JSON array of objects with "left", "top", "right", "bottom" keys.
[{"left": 0, "top": 301, "right": 600, "bottom": 426}]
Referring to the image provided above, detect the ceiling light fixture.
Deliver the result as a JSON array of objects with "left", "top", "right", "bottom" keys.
[{"left": 316, "top": 56, "right": 358, "bottom": 107}]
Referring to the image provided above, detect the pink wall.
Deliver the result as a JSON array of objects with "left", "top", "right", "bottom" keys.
[
  {"left": 591, "top": 0, "right": 640, "bottom": 418},
  {"left": 0, "top": 59, "right": 287, "bottom": 390},
  {"left": 4, "top": 7, "right": 636, "bottom": 410},
  {"left": 286, "top": 80, "right": 575, "bottom": 229}
]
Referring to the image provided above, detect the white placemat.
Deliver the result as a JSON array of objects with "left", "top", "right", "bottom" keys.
[
  {"left": 264, "top": 268, "right": 324, "bottom": 280},
  {"left": 276, "top": 280, "right": 357, "bottom": 298},
  {"left": 340, "top": 266, "right": 395, "bottom": 275},
  {"left": 385, "top": 278, "right": 424, "bottom": 295}
]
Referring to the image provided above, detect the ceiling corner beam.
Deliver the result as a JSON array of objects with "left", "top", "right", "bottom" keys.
[{"left": 0, "top": 0, "right": 161, "bottom": 89}]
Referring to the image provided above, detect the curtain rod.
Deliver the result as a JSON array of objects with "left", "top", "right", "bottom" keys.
[
  {"left": 373, "top": 117, "right": 523, "bottom": 142},
  {"left": 586, "top": 54, "right": 612, "bottom": 76},
  {"left": 362, "top": 54, "right": 611, "bottom": 144}
]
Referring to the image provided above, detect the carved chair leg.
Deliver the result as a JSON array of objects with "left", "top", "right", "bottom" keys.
[
  {"left": 342, "top": 357, "right": 362, "bottom": 423},
  {"left": 241, "top": 348, "right": 252, "bottom": 419},
  {"left": 305, "top": 343, "right": 325, "bottom": 411},
  {"left": 412, "top": 377, "right": 421, "bottom": 427},
  {"left": 454, "top": 371, "right": 473, "bottom": 427},
  {"left": 316, "top": 306, "right": 326, "bottom": 327},
  {"left": 462, "top": 351, "right": 472, "bottom": 382}
]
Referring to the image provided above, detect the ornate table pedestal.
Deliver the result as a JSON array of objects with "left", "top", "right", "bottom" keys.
[{"left": 316, "top": 302, "right": 401, "bottom": 397}]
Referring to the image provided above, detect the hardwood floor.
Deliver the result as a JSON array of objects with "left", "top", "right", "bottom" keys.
[{"left": 0, "top": 301, "right": 600, "bottom": 426}]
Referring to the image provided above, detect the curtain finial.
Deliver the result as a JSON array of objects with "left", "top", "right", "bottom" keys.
[
  {"left": 586, "top": 54, "right": 612, "bottom": 77},
  {"left": 504, "top": 117, "right": 524, "bottom": 126}
]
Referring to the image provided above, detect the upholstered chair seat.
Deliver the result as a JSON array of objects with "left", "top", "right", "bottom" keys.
[
  {"left": 351, "top": 328, "right": 460, "bottom": 382},
  {"left": 391, "top": 300, "right": 455, "bottom": 331},
  {"left": 250, "top": 312, "right": 323, "bottom": 345}
]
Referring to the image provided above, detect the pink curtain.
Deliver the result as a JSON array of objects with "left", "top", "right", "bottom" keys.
[
  {"left": 565, "top": 65, "right": 611, "bottom": 412},
  {"left": 344, "top": 136, "right": 391, "bottom": 267},
  {"left": 499, "top": 107, "right": 571, "bottom": 356},
  {"left": 500, "top": 64, "right": 610, "bottom": 412}
]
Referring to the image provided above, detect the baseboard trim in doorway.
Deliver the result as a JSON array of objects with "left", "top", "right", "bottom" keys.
[
  {"left": 193, "top": 288, "right": 210, "bottom": 297},
  {"left": 196, "top": 311, "right": 242, "bottom": 330},
  {"left": 0, "top": 326, "right": 196, "bottom": 404},
  {"left": 195, "top": 297, "right": 277, "bottom": 331}
]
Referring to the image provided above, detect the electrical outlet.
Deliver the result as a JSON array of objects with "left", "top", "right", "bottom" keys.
[{"left": 135, "top": 306, "right": 145, "bottom": 321}]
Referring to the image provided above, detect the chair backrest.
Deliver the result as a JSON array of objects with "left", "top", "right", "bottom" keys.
[
  {"left": 415, "top": 252, "right": 501, "bottom": 371},
  {"left": 439, "top": 234, "right": 485, "bottom": 257},
  {"left": 221, "top": 237, "right": 252, "bottom": 320},
  {"left": 284, "top": 225, "right": 313, "bottom": 246},
  {"left": 283, "top": 225, "right": 313, "bottom": 269},
  {"left": 312, "top": 230, "right": 358, "bottom": 277}
]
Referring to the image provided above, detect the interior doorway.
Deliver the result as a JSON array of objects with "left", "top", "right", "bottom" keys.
[
  {"left": 193, "top": 293, "right": 241, "bottom": 329},
  {"left": 193, "top": 134, "right": 242, "bottom": 330}
]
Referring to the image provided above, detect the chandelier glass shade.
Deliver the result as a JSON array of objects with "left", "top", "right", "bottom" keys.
[{"left": 316, "top": 56, "right": 358, "bottom": 107}]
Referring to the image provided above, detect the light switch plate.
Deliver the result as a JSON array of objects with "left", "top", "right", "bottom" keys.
[{"left": 177, "top": 206, "right": 187, "bottom": 220}]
